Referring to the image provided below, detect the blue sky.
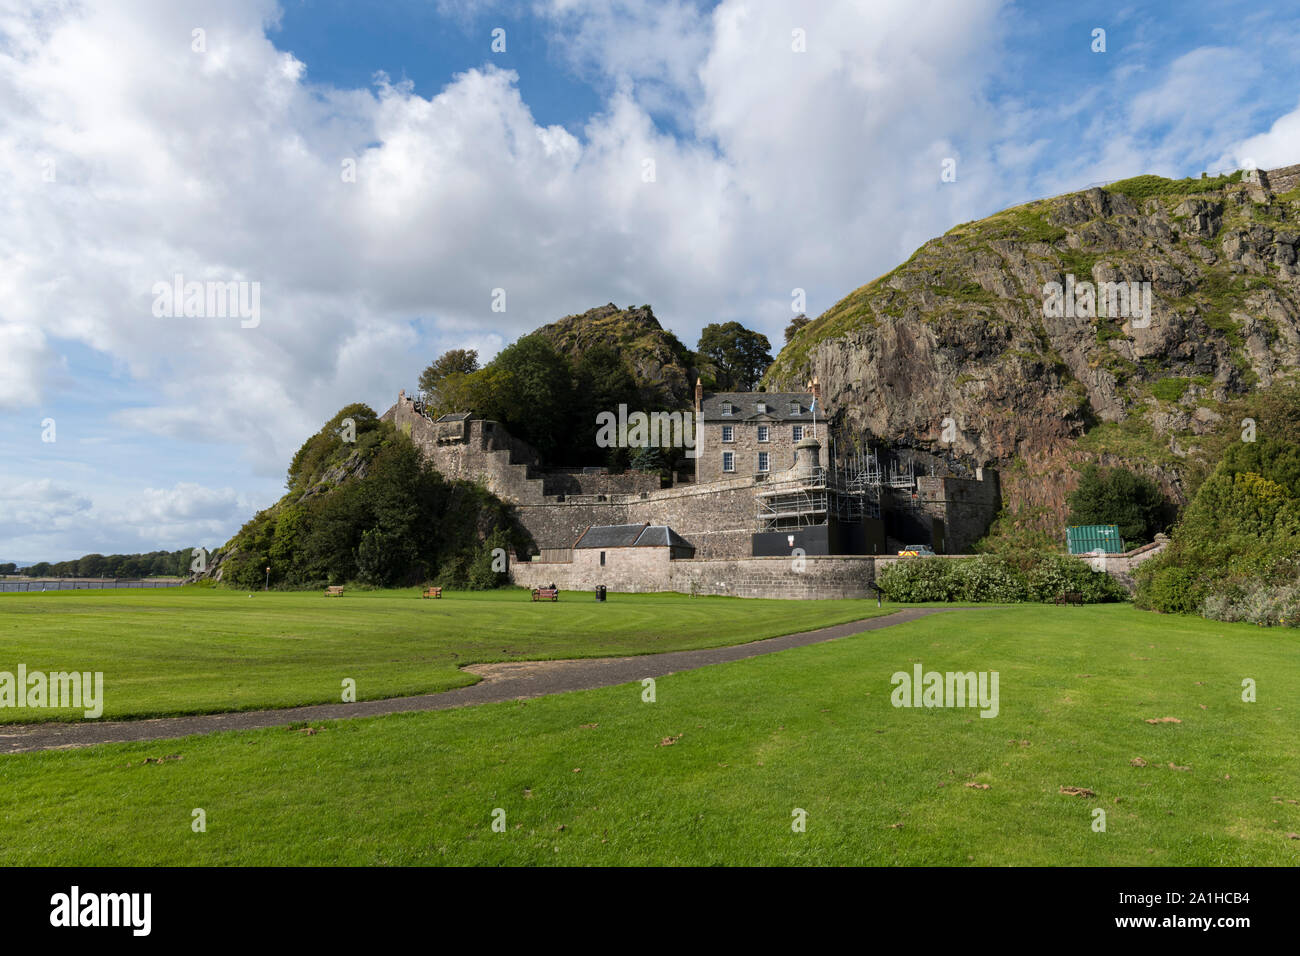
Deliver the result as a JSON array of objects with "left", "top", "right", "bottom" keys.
[{"left": 2, "top": 0, "right": 1299, "bottom": 563}]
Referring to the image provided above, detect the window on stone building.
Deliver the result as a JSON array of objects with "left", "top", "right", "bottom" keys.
[
  {"left": 721, "top": 403, "right": 733, "bottom": 416},
  {"left": 793, "top": 425, "right": 803, "bottom": 442},
  {"left": 722, "top": 451, "right": 735, "bottom": 472},
  {"left": 757, "top": 425, "right": 770, "bottom": 442},
  {"left": 790, "top": 402, "right": 800, "bottom": 415},
  {"left": 756, "top": 402, "right": 767, "bottom": 414},
  {"left": 758, "top": 452, "right": 770, "bottom": 472},
  {"left": 600, "top": 551, "right": 606, "bottom": 566},
  {"left": 722, "top": 425, "right": 734, "bottom": 443}
]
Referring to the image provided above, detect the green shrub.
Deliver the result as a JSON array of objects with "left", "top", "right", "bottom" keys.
[
  {"left": 950, "top": 556, "right": 1031, "bottom": 603},
  {"left": 465, "top": 529, "right": 512, "bottom": 590},
  {"left": 876, "top": 557, "right": 961, "bottom": 602},
  {"left": 355, "top": 527, "right": 419, "bottom": 587},
  {"left": 876, "top": 553, "right": 1124, "bottom": 604},
  {"left": 1135, "top": 560, "right": 1205, "bottom": 614},
  {"left": 1025, "top": 553, "right": 1129, "bottom": 603},
  {"left": 1202, "top": 581, "right": 1300, "bottom": 627}
]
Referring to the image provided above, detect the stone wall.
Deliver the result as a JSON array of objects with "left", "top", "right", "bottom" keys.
[
  {"left": 624, "top": 478, "right": 760, "bottom": 558},
  {"left": 914, "top": 472, "right": 1002, "bottom": 554},
  {"left": 511, "top": 552, "right": 877, "bottom": 599},
  {"left": 512, "top": 542, "right": 1155, "bottom": 600},
  {"left": 539, "top": 470, "right": 661, "bottom": 496},
  {"left": 1080, "top": 537, "right": 1169, "bottom": 592},
  {"left": 695, "top": 420, "right": 805, "bottom": 484},
  {"left": 1261, "top": 163, "right": 1300, "bottom": 196}
]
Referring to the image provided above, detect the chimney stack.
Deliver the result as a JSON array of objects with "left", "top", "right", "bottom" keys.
[
  {"left": 694, "top": 378, "right": 704, "bottom": 413},
  {"left": 809, "top": 378, "right": 822, "bottom": 405}
]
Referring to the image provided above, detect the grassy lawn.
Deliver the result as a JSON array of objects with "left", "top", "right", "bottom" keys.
[
  {"left": 1, "top": 604, "right": 1296, "bottom": 865},
  {"left": 0, "top": 586, "right": 893, "bottom": 721}
]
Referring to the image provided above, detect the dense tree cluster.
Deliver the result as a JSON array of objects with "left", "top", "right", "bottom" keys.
[
  {"left": 696, "top": 321, "right": 773, "bottom": 391},
  {"left": 4, "top": 551, "right": 197, "bottom": 579},
  {"left": 1066, "top": 464, "right": 1171, "bottom": 545},
  {"left": 1137, "top": 384, "right": 1300, "bottom": 625},
  {"left": 417, "top": 320, "right": 775, "bottom": 470},
  {"left": 219, "top": 406, "right": 526, "bottom": 590}
]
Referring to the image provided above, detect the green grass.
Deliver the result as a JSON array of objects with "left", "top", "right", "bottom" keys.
[
  {"left": 1106, "top": 171, "right": 1243, "bottom": 201},
  {"left": 1150, "top": 377, "right": 1191, "bottom": 402},
  {"left": 982, "top": 205, "right": 1066, "bottom": 243},
  {"left": 1075, "top": 412, "right": 1182, "bottom": 467},
  {"left": 0, "top": 587, "right": 893, "bottom": 722},
  {"left": 1, "top": 605, "right": 1296, "bottom": 865}
]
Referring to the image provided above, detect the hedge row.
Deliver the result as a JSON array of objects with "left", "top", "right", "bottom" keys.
[{"left": 875, "top": 554, "right": 1129, "bottom": 604}]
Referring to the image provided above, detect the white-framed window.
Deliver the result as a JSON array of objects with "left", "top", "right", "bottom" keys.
[
  {"left": 722, "top": 451, "right": 735, "bottom": 472},
  {"left": 721, "top": 425, "right": 734, "bottom": 443},
  {"left": 792, "top": 425, "right": 803, "bottom": 442},
  {"left": 790, "top": 402, "right": 800, "bottom": 415},
  {"left": 757, "top": 425, "right": 770, "bottom": 442},
  {"left": 756, "top": 402, "right": 767, "bottom": 414},
  {"left": 721, "top": 402, "right": 733, "bottom": 416},
  {"left": 757, "top": 452, "right": 770, "bottom": 472}
]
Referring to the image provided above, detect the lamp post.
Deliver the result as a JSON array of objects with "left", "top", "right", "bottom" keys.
[{"left": 264, "top": 566, "right": 270, "bottom": 591}]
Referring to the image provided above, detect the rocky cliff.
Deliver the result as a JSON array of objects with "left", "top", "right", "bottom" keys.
[{"left": 766, "top": 167, "right": 1300, "bottom": 541}]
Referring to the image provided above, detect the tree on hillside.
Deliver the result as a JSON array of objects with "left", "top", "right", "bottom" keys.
[
  {"left": 697, "top": 322, "right": 773, "bottom": 390},
  {"left": 570, "top": 343, "right": 641, "bottom": 465},
  {"left": 478, "top": 335, "right": 574, "bottom": 461},
  {"left": 418, "top": 349, "right": 479, "bottom": 404},
  {"left": 286, "top": 403, "right": 381, "bottom": 492},
  {"left": 1066, "top": 465, "right": 1169, "bottom": 545},
  {"left": 785, "top": 313, "right": 810, "bottom": 343}
]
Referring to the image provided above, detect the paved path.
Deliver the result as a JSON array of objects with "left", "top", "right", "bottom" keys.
[{"left": 0, "top": 607, "right": 958, "bottom": 754}]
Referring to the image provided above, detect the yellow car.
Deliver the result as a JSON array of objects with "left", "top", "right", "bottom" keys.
[{"left": 897, "top": 545, "right": 936, "bottom": 557}]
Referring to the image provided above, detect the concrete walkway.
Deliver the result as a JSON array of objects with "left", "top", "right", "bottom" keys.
[{"left": 0, "top": 607, "right": 958, "bottom": 754}]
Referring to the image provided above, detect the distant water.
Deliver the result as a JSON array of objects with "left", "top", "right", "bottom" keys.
[{"left": 0, "top": 579, "right": 187, "bottom": 593}]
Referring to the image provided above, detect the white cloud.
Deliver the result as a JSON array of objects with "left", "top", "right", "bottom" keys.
[
  {"left": 1218, "top": 98, "right": 1300, "bottom": 173},
  {"left": 0, "top": 0, "right": 1294, "bottom": 558},
  {"left": 0, "top": 477, "right": 247, "bottom": 560}
]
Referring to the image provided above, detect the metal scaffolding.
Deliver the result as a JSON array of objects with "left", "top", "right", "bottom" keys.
[{"left": 754, "top": 439, "right": 916, "bottom": 532}]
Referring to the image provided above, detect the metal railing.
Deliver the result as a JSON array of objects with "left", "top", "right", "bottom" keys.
[{"left": 0, "top": 579, "right": 188, "bottom": 593}]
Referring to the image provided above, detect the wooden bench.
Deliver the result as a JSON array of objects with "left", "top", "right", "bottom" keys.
[
  {"left": 422, "top": 586, "right": 442, "bottom": 599},
  {"left": 325, "top": 585, "right": 345, "bottom": 597},
  {"left": 1054, "top": 591, "right": 1084, "bottom": 606},
  {"left": 532, "top": 587, "right": 559, "bottom": 602}
]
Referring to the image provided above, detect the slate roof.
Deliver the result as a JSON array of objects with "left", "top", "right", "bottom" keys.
[
  {"left": 699, "top": 391, "right": 817, "bottom": 423},
  {"left": 574, "top": 524, "right": 693, "bottom": 549},
  {"left": 631, "top": 525, "right": 693, "bottom": 549},
  {"left": 435, "top": 412, "right": 473, "bottom": 422}
]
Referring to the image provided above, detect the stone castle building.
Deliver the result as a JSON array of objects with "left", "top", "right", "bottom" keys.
[
  {"left": 694, "top": 381, "right": 824, "bottom": 483},
  {"left": 383, "top": 384, "right": 1001, "bottom": 598}
]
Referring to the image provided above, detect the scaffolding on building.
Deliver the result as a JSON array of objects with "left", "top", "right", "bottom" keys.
[{"left": 755, "top": 441, "right": 917, "bottom": 532}]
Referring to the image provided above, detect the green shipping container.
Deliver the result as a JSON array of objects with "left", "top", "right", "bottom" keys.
[{"left": 1067, "top": 524, "right": 1125, "bottom": 555}]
